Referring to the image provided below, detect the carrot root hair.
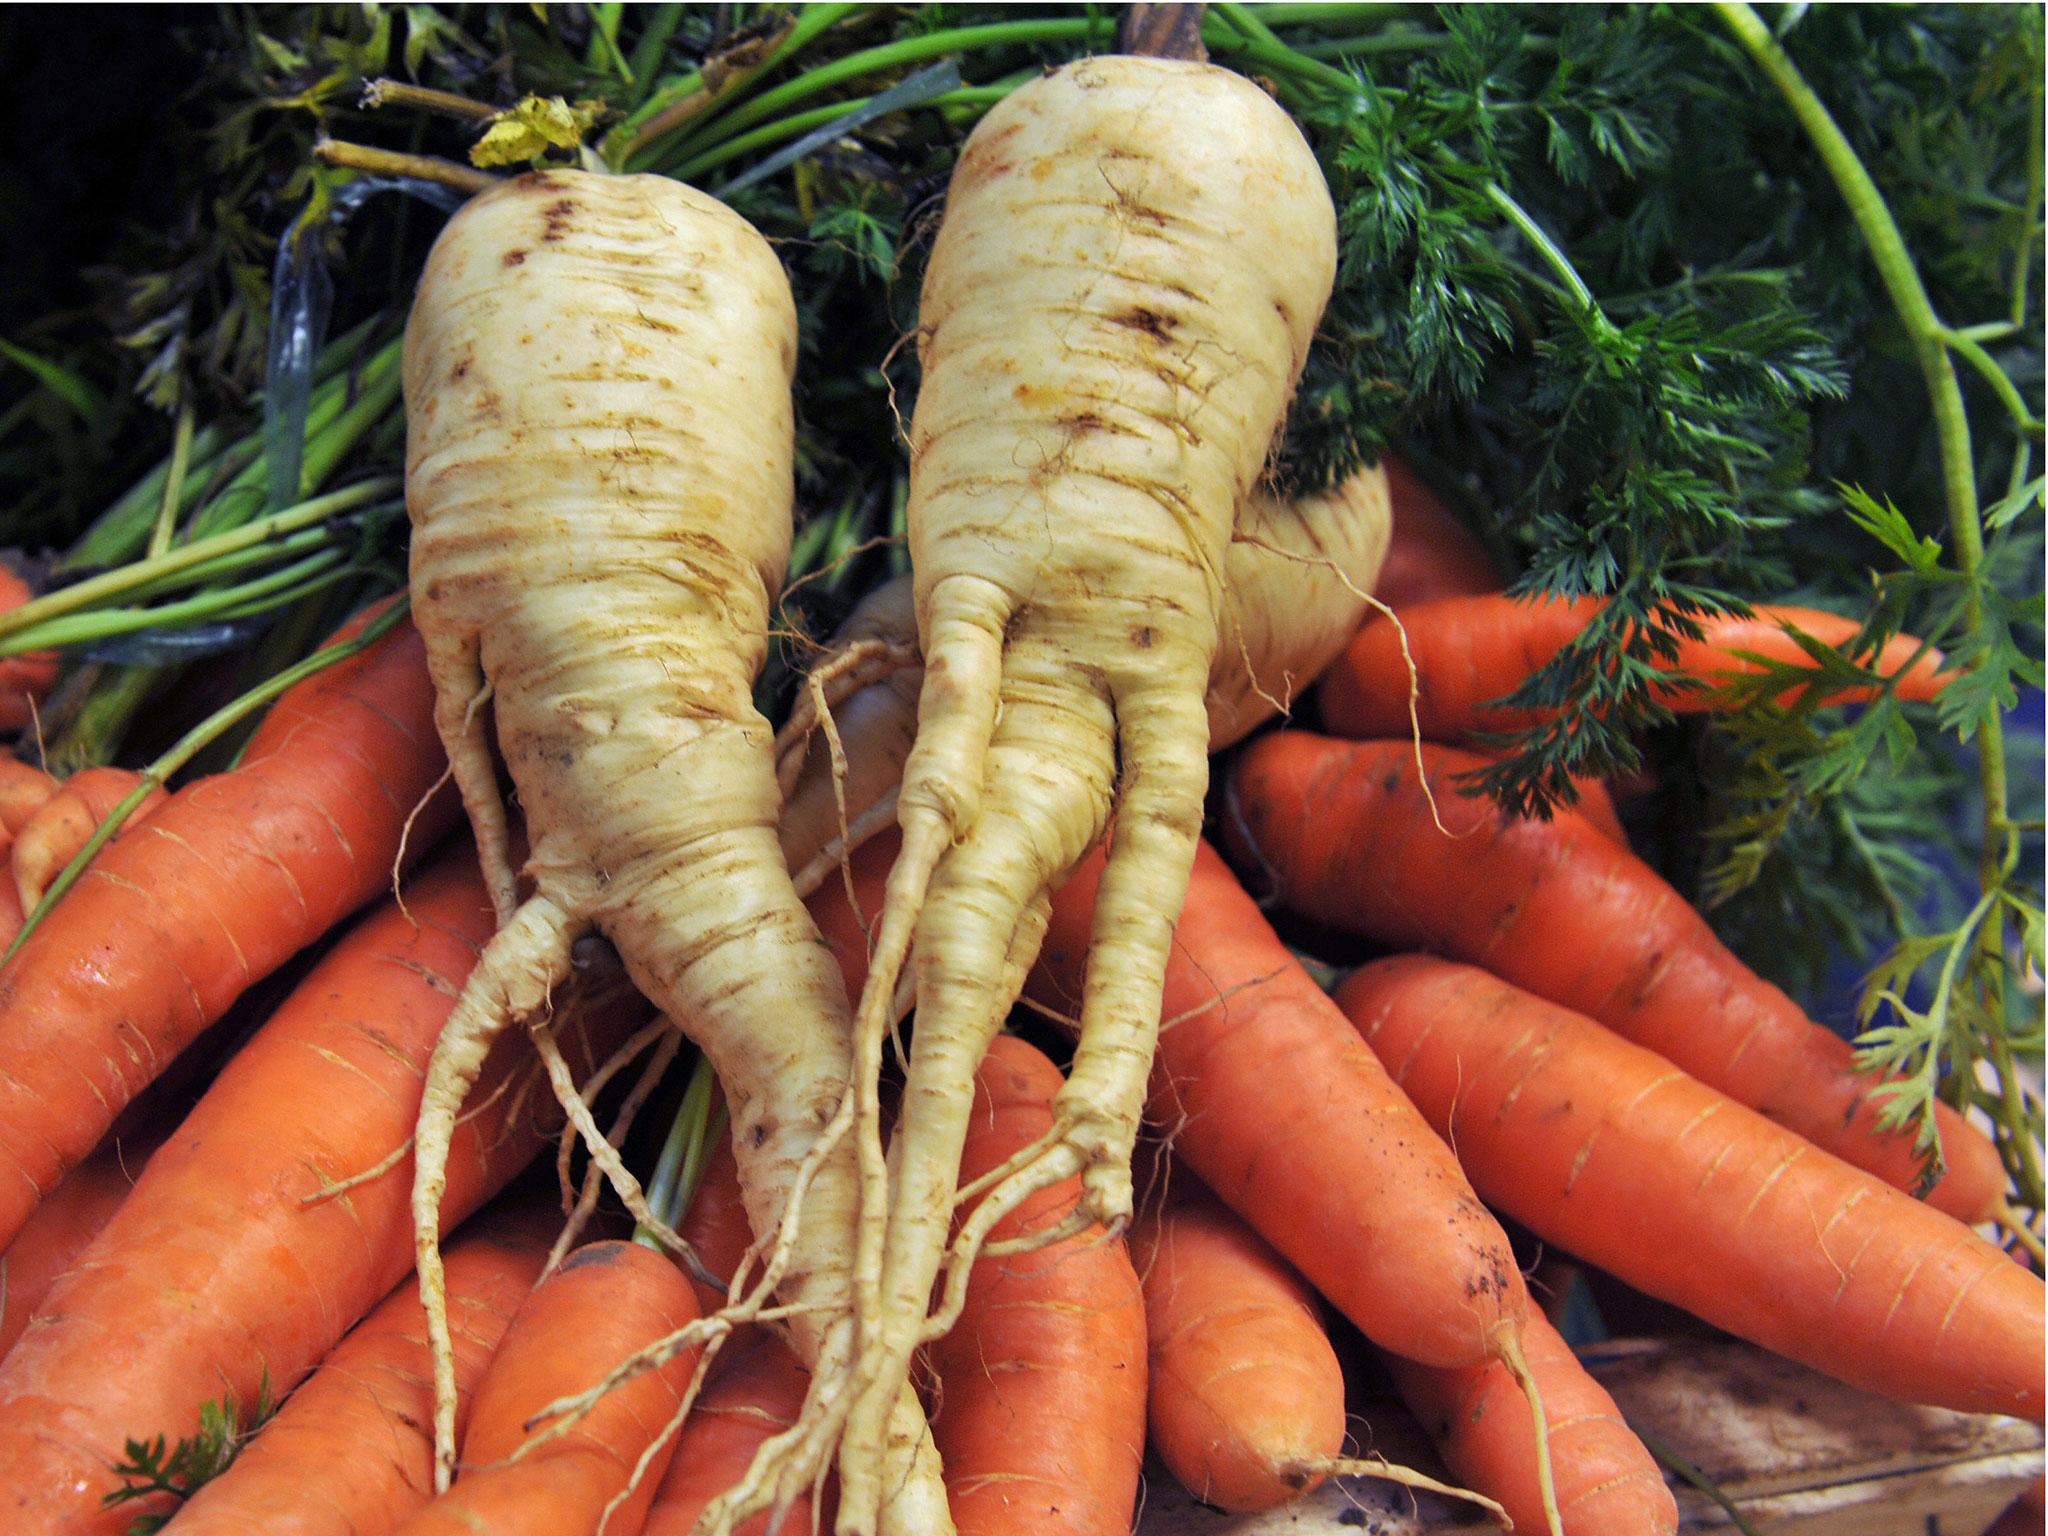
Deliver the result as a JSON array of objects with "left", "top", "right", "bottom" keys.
[
  {"left": 1496, "top": 1326, "right": 1564, "bottom": 1536},
  {"left": 1289, "top": 1455, "right": 1512, "bottom": 1529}
]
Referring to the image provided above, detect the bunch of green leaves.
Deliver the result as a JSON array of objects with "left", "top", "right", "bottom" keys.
[{"left": 102, "top": 1377, "right": 275, "bottom": 1534}]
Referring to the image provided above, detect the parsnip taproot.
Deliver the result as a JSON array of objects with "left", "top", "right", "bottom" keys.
[
  {"left": 400, "top": 169, "right": 946, "bottom": 1534},
  {"left": 779, "top": 469, "right": 1391, "bottom": 895},
  {"left": 807, "top": 60, "right": 1337, "bottom": 1532}
]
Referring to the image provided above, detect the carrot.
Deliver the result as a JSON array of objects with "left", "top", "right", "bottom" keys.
[
  {"left": 642, "top": 1334, "right": 815, "bottom": 1536},
  {"left": 1225, "top": 732, "right": 2008, "bottom": 1221},
  {"left": 161, "top": 1199, "right": 557, "bottom": 1536},
  {"left": 0, "top": 1127, "right": 160, "bottom": 1360},
  {"left": 927, "top": 1036, "right": 1147, "bottom": 1536},
  {"left": 0, "top": 760, "right": 56, "bottom": 844},
  {"left": 806, "top": 829, "right": 1555, "bottom": 1517},
  {"left": 0, "top": 601, "right": 460, "bottom": 1249},
  {"left": 400, "top": 169, "right": 946, "bottom": 1532},
  {"left": 1373, "top": 457, "right": 1501, "bottom": 608},
  {"left": 1029, "top": 839, "right": 1529, "bottom": 1367},
  {"left": 679, "top": 1133, "right": 753, "bottom": 1306},
  {"left": 1387, "top": 1310, "right": 1678, "bottom": 1536},
  {"left": 395, "top": 1240, "right": 700, "bottom": 1536},
  {"left": 819, "top": 65, "right": 1337, "bottom": 1515},
  {"left": 1319, "top": 593, "right": 1948, "bottom": 741},
  {"left": 1337, "top": 955, "right": 2045, "bottom": 1421},
  {"left": 1131, "top": 1183, "right": 1509, "bottom": 1522},
  {"left": 10, "top": 765, "right": 166, "bottom": 913},
  {"left": 0, "top": 567, "right": 58, "bottom": 735},
  {"left": 1130, "top": 1187, "right": 1342, "bottom": 1513},
  {"left": 0, "top": 843, "right": 638, "bottom": 1534}
]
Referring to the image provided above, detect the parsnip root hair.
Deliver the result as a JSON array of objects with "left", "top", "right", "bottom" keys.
[
  {"left": 400, "top": 168, "right": 948, "bottom": 1534},
  {"left": 766, "top": 56, "right": 1342, "bottom": 1536}
]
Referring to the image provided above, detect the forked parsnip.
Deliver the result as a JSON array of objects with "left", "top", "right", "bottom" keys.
[
  {"left": 799, "top": 57, "right": 1338, "bottom": 1534},
  {"left": 399, "top": 170, "right": 947, "bottom": 1533},
  {"left": 777, "top": 466, "right": 1392, "bottom": 892}
]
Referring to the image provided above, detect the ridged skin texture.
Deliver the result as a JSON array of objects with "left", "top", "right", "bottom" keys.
[
  {"left": 777, "top": 465, "right": 1391, "bottom": 891},
  {"left": 1388, "top": 1310, "right": 1679, "bottom": 1536},
  {"left": 403, "top": 170, "right": 947, "bottom": 1532},
  {"left": 1340, "top": 956, "right": 2045, "bottom": 1422},
  {"left": 831, "top": 59, "right": 1337, "bottom": 1530}
]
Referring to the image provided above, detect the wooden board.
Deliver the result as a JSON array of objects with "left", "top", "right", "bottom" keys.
[{"left": 1135, "top": 1337, "right": 2043, "bottom": 1535}]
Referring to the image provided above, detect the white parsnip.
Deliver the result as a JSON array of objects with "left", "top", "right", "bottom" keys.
[
  {"left": 780, "top": 56, "right": 1339, "bottom": 1535},
  {"left": 400, "top": 170, "right": 947, "bottom": 1535},
  {"left": 777, "top": 466, "right": 1392, "bottom": 893}
]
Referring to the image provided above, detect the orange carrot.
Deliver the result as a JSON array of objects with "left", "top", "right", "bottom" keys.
[
  {"left": 1320, "top": 593, "right": 1947, "bottom": 741},
  {"left": 1373, "top": 458, "right": 1501, "bottom": 608},
  {"left": 0, "top": 844, "right": 639, "bottom": 1534},
  {"left": 1387, "top": 1310, "right": 1677, "bottom": 1536},
  {"left": 0, "top": 601, "right": 460, "bottom": 1249},
  {"left": 1130, "top": 1186, "right": 1345, "bottom": 1513},
  {"left": 0, "top": 1127, "right": 160, "bottom": 1359},
  {"left": 928, "top": 1035, "right": 1147, "bottom": 1536},
  {"left": 0, "top": 761, "right": 55, "bottom": 845},
  {"left": 395, "top": 1240, "right": 700, "bottom": 1536},
  {"left": 10, "top": 765, "right": 167, "bottom": 913},
  {"left": 1226, "top": 732, "right": 2008, "bottom": 1221},
  {"left": 679, "top": 1129, "right": 753, "bottom": 1314},
  {"left": 1338, "top": 956, "right": 2045, "bottom": 1421},
  {"left": 162, "top": 1199, "right": 558, "bottom": 1536},
  {"left": 1030, "top": 840, "right": 1531, "bottom": 1374},
  {"left": 0, "top": 567, "right": 58, "bottom": 736},
  {"left": 641, "top": 1333, "right": 814, "bottom": 1536}
]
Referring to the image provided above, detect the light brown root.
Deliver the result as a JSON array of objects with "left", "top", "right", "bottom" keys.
[
  {"left": 1497, "top": 1326, "right": 1564, "bottom": 1536},
  {"left": 300, "top": 1004, "right": 538, "bottom": 1210},
  {"left": 554, "top": 1018, "right": 674, "bottom": 1207},
  {"left": 546, "top": 1021, "right": 680, "bottom": 1276},
  {"left": 594, "top": 1329, "right": 729, "bottom": 1536},
  {"left": 1232, "top": 534, "right": 1450, "bottom": 838},
  {"left": 414, "top": 894, "right": 577, "bottom": 1492},
  {"left": 789, "top": 788, "right": 899, "bottom": 902},
  {"left": 530, "top": 1023, "right": 726, "bottom": 1296},
  {"left": 1288, "top": 1455, "right": 1511, "bottom": 1528},
  {"left": 772, "top": 639, "right": 921, "bottom": 799}
]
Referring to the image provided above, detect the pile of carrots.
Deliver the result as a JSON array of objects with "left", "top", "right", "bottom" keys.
[
  {"left": 0, "top": 456, "right": 2036, "bottom": 1536},
  {"left": 0, "top": 36, "right": 2040, "bottom": 1536}
]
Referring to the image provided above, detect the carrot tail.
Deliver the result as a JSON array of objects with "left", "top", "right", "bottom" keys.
[
  {"left": 412, "top": 893, "right": 578, "bottom": 1491},
  {"left": 930, "top": 1037, "right": 1147, "bottom": 1536},
  {"left": 1497, "top": 1326, "right": 1565, "bottom": 1536}
]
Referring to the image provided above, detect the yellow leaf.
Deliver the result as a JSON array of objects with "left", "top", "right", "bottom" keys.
[{"left": 470, "top": 95, "right": 604, "bottom": 168}]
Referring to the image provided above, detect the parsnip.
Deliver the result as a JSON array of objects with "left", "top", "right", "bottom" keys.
[
  {"left": 790, "top": 57, "right": 1339, "bottom": 1535},
  {"left": 777, "top": 467, "right": 1392, "bottom": 894},
  {"left": 400, "top": 170, "right": 947, "bottom": 1534}
]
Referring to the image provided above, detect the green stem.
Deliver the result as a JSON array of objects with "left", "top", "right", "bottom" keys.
[
  {"left": 2015, "top": 65, "right": 2043, "bottom": 330},
  {"left": 1214, "top": 2, "right": 1286, "bottom": 49},
  {"left": 1715, "top": 0, "right": 2031, "bottom": 1202},
  {"left": 113, "top": 524, "right": 347, "bottom": 608},
  {"left": 3, "top": 598, "right": 410, "bottom": 964},
  {"left": 1484, "top": 183, "right": 1600, "bottom": 316},
  {"left": 148, "top": 402, "right": 197, "bottom": 559},
  {"left": 1296, "top": 28, "right": 1451, "bottom": 58},
  {"left": 669, "top": 83, "right": 1008, "bottom": 183},
  {"left": 637, "top": 1053, "right": 720, "bottom": 1249},
  {"left": 663, "top": 17, "right": 1113, "bottom": 167},
  {"left": 618, "top": 3, "right": 864, "bottom": 168},
  {"left": 625, "top": 4, "right": 688, "bottom": 94},
  {"left": 3, "top": 550, "right": 346, "bottom": 656},
  {"left": 0, "top": 479, "right": 398, "bottom": 646},
  {"left": 1939, "top": 326, "right": 2044, "bottom": 437},
  {"left": 1243, "top": 3, "right": 1411, "bottom": 24},
  {"left": 45, "top": 664, "right": 161, "bottom": 776}
]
